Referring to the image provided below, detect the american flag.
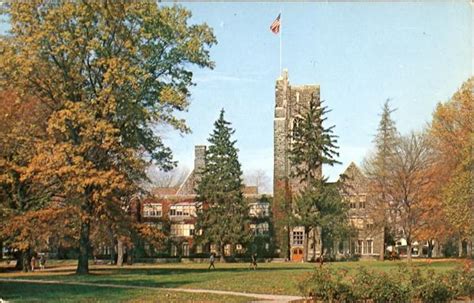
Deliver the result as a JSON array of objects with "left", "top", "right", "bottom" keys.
[{"left": 270, "top": 14, "right": 281, "bottom": 34}]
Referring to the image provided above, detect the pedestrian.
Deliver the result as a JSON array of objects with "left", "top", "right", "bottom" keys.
[
  {"left": 39, "top": 254, "right": 46, "bottom": 270},
  {"left": 250, "top": 253, "right": 257, "bottom": 270},
  {"left": 30, "top": 254, "right": 36, "bottom": 272},
  {"left": 208, "top": 253, "right": 215, "bottom": 270}
]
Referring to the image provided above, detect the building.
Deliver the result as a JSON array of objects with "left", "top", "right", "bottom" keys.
[
  {"left": 138, "top": 145, "right": 271, "bottom": 258},
  {"left": 273, "top": 70, "right": 384, "bottom": 261}
]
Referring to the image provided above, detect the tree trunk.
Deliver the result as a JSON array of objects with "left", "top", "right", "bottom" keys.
[
  {"left": 379, "top": 229, "right": 385, "bottom": 261},
  {"left": 467, "top": 240, "right": 472, "bottom": 258},
  {"left": 427, "top": 240, "right": 433, "bottom": 258},
  {"left": 219, "top": 244, "right": 225, "bottom": 262},
  {"left": 458, "top": 238, "right": 463, "bottom": 258},
  {"left": 407, "top": 243, "right": 412, "bottom": 262},
  {"left": 76, "top": 218, "right": 91, "bottom": 274},
  {"left": 312, "top": 229, "right": 316, "bottom": 262},
  {"left": 303, "top": 228, "right": 308, "bottom": 262},
  {"left": 0, "top": 240, "right": 3, "bottom": 260},
  {"left": 22, "top": 249, "right": 31, "bottom": 272},
  {"left": 14, "top": 251, "right": 23, "bottom": 271},
  {"left": 116, "top": 239, "right": 124, "bottom": 267}
]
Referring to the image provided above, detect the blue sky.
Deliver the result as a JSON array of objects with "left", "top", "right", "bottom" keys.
[
  {"left": 1, "top": 2, "right": 472, "bottom": 191},
  {"left": 170, "top": 2, "right": 472, "bottom": 188}
]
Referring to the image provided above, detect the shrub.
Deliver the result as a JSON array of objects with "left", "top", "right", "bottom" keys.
[
  {"left": 415, "top": 271, "right": 455, "bottom": 303},
  {"left": 300, "top": 262, "right": 473, "bottom": 303},
  {"left": 299, "top": 267, "right": 356, "bottom": 302}
]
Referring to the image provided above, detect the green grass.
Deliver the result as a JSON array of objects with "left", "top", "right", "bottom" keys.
[
  {"left": 0, "top": 281, "right": 253, "bottom": 303},
  {"left": 0, "top": 259, "right": 465, "bottom": 301}
]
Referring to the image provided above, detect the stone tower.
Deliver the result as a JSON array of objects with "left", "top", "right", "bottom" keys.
[
  {"left": 273, "top": 69, "right": 321, "bottom": 196},
  {"left": 273, "top": 69, "right": 321, "bottom": 259}
]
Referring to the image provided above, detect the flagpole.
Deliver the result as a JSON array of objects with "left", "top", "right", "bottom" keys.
[{"left": 279, "top": 11, "right": 282, "bottom": 74}]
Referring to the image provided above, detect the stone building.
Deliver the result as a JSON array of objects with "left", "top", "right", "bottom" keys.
[
  {"left": 273, "top": 70, "right": 383, "bottom": 261},
  {"left": 273, "top": 69, "right": 322, "bottom": 260}
]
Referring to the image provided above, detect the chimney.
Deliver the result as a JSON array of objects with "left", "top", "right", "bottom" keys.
[{"left": 194, "top": 145, "right": 206, "bottom": 174}]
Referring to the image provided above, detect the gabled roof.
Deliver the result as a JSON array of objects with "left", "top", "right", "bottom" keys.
[{"left": 338, "top": 162, "right": 368, "bottom": 195}]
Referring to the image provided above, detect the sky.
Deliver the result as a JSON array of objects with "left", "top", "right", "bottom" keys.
[
  {"left": 1, "top": 2, "right": 472, "bottom": 193},
  {"left": 167, "top": 1, "right": 472, "bottom": 190}
]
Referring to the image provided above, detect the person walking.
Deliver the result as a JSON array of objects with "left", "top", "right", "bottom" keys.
[
  {"left": 250, "top": 253, "right": 257, "bottom": 270},
  {"left": 208, "top": 253, "right": 215, "bottom": 270}
]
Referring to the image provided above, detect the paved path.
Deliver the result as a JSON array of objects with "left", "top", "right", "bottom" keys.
[{"left": 0, "top": 278, "right": 303, "bottom": 303}]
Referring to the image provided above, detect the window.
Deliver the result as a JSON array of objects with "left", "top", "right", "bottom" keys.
[
  {"left": 359, "top": 201, "right": 366, "bottom": 209},
  {"left": 170, "top": 224, "right": 195, "bottom": 237},
  {"left": 195, "top": 244, "right": 203, "bottom": 254},
  {"left": 249, "top": 203, "right": 270, "bottom": 217},
  {"left": 143, "top": 203, "right": 162, "bottom": 217},
  {"left": 170, "top": 244, "right": 177, "bottom": 256},
  {"left": 169, "top": 204, "right": 196, "bottom": 217},
  {"left": 251, "top": 222, "right": 269, "bottom": 235},
  {"left": 182, "top": 243, "right": 189, "bottom": 256},
  {"left": 357, "top": 240, "right": 364, "bottom": 254},
  {"left": 366, "top": 223, "right": 374, "bottom": 230},
  {"left": 293, "top": 231, "right": 304, "bottom": 246},
  {"left": 367, "top": 240, "right": 373, "bottom": 254}
]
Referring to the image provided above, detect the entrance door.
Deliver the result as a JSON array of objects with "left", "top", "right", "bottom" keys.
[{"left": 292, "top": 248, "right": 303, "bottom": 262}]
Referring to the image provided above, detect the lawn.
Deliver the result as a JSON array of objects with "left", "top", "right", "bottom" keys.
[
  {"left": 0, "top": 259, "right": 465, "bottom": 302},
  {"left": 0, "top": 281, "right": 252, "bottom": 302}
]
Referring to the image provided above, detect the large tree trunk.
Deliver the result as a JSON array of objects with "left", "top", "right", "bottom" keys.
[
  {"left": 22, "top": 249, "right": 31, "bottom": 272},
  {"left": 467, "top": 240, "right": 472, "bottom": 258},
  {"left": 312, "top": 228, "right": 316, "bottom": 262},
  {"left": 0, "top": 241, "right": 3, "bottom": 260},
  {"left": 116, "top": 239, "right": 124, "bottom": 267},
  {"left": 76, "top": 217, "right": 91, "bottom": 274},
  {"left": 14, "top": 251, "right": 23, "bottom": 271}
]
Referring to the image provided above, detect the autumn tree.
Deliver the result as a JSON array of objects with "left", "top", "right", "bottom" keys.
[
  {"left": 363, "top": 99, "right": 399, "bottom": 260},
  {"left": 387, "top": 132, "right": 434, "bottom": 261},
  {"left": 0, "top": 2, "right": 215, "bottom": 274},
  {"left": 0, "top": 91, "right": 60, "bottom": 271},
  {"left": 195, "top": 110, "right": 249, "bottom": 262},
  {"left": 429, "top": 78, "right": 473, "bottom": 257},
  {"left": 288, "top": 94, "right": 343, "bottom": 261}
]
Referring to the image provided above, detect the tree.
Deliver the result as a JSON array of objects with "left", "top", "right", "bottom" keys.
[
  {"left": 363, "top": 99, "right": 399, "bottom": 260},
  {"left": 145, "top": 166, "right": 190, "bottom": 189},
  {"left": 244, "top": 169, "right": 271, "bottom": 194},
  {"left": 386, "top": 132, "right": 434, "bottom": 261},
  {"left": 1, "top": 2, "right": 215, "bottom": 274},
  {"left": 0, "top": 91, "right": 59, "bottom": 271},
  {"left": 288, "top": 94, "right": 342, "bottom": 262},
  {"left": 195, "top": 109, "right": 249, "bottom": 262},
  {"left": 429, "top": 78, "right": 473, "bottom": 257}
]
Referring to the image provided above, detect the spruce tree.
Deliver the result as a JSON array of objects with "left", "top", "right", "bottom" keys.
[
  {"left": 289, "top": 94, "right": 343, "bottom": 261},
  {"left": 196, "top": 109, "right": 248, "bottom": 262},
  {"left": 363, "top": 99, "right": 399, "bottom": 260}
]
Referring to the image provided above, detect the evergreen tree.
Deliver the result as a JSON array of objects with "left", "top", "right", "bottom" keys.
[
  {"left": 289, "top": 94, "right": 344, "bottom": 262},
  {"left": 196, "top": 109, "right": 249, "bottom": 262},
  {"left": 363, "top": 99, "right": 399, "bottom": 260},
  {"left": 289, "top": 96, "right": 340, "bottom": 184}
]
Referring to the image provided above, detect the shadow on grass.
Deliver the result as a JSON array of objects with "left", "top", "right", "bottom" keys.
[{"left": 0, "top": 281, "right": 136, "bottom": 303}]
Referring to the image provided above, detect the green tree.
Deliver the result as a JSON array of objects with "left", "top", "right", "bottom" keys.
[
  {"left": 0, "top": 1, "right": 215, "bottom": 274},
  {"left": 363, "top": 99, "right": 399, "bottom": 260},
  {"left": 196, "top": 109, "right": 249, "bottom": 262},
  {"left": 288, "top": 94, "right": 342, "bottom": 262}
]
